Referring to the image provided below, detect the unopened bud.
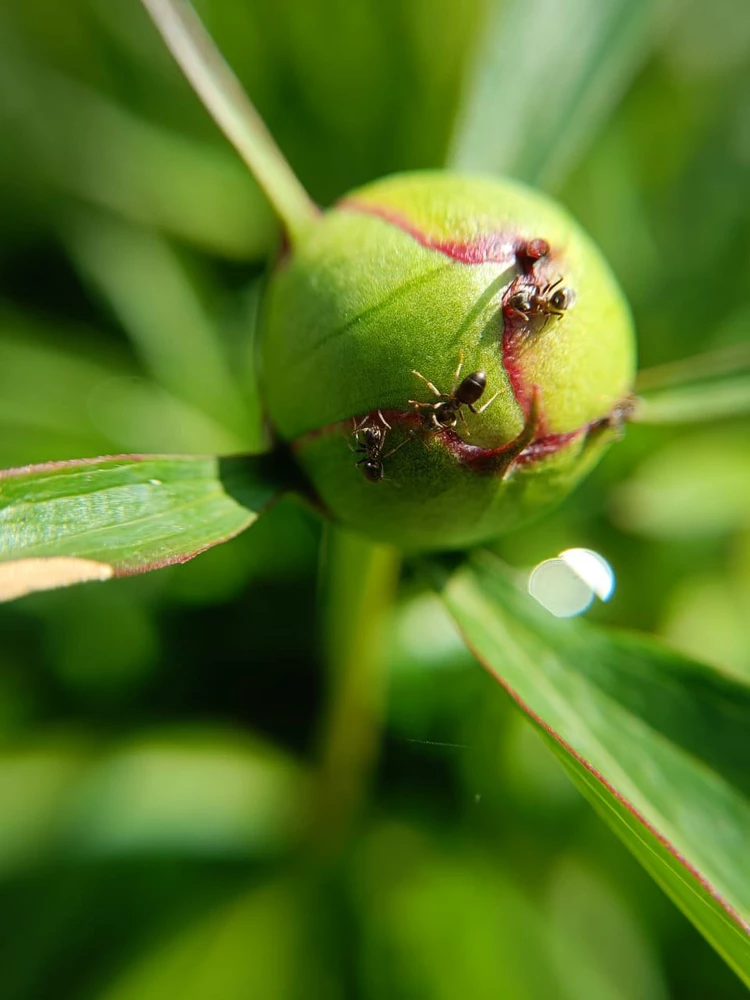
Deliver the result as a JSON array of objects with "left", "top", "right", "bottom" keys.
[{"left": 260, "top": 172, "right": 635, "bottom": 550}]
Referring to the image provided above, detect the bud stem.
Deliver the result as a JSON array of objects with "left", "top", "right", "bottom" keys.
[
  {"left": 311, "top": 527, "right": 400, "bottom": 856},
  {"left": 140, "top": 0, "right": 319, "bottom": 245}
]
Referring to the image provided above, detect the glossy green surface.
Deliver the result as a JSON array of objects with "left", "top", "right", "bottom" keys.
[
  {"left": 436, "top": 551, "right": 750, "bottom": 984},
  {"left": 0, "top": 454, "right": 283, "bottom": 590}
]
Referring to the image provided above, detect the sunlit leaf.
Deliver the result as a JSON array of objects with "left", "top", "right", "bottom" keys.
[
  {"left": 449, "top": 0, "right": 665, "bottom": 188},
  {"left": 139, "top": 0, "right": 318, "bottom": 243},
  {"left": 433, "top": 551, "right": 750, "bottom": 984},
  {"left": 634, "top": 344, "right": 750, "bottom": 425},
  {"left": 545, "top": 855, "right": 668, "bottom": 1000},
  {"left": 63, "top": 211, "right": 255, "bottom": 442},
  {"left": 635, "top": 379, "right": 750, "bottom": 425},
  {"left": 0, "top": 453, "right": 287, "bottom": 600},
  {"left": 0, "top": 321, "right": 123, "bottom": 423},
  {"left": 68, "top": 730, "right": 306, "bottom": 858},
  {"left": 0, "top": 739, "right": 90, "bottom": 875},
  {"left": 354, "top": 823, "right": 667, "bottom": 1000},
  {"left": 97, "top": 879, "right": 315, "bottom": 1000},
  {"left": 612, "top": 427, "right": 750, "bottom": 538},
  {"left": 0, "top": 317, "right": 244, "bottom": 459},
  {"left": 660, "top": 575, "right": 750, "bottom": 684},
  {"left": 0, "top": 55, "right": 276, "bottom": 259}
]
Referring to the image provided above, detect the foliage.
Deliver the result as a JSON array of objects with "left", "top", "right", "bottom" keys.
[{"left": 0, "top": 0, "right": 749, "bottom": 997}]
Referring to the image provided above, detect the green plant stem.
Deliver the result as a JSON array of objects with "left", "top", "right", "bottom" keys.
[
  {"left": 140, "top": 0, "right": 318, "bottom": 245},
  {"left": 311, "top": 527, "right": 400, "bottom": 857}
]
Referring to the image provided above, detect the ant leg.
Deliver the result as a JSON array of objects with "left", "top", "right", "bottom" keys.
[
  {"left": 471, "top": 390, "right": 501, "bottom": 415},
  {"left": 411, "top": 370, "right": 442, "bottom": 398},
  {"left": 451, "top": 350, "right": 465, "bottom": 393},
  {"left": 408, "top": 428, "right": 430, "bottom": 451},
  {"left": 347, "top": 425, "right": 364, "bottom": 454},
  {"left": 376, "top": 409, "right": 392, "bottom": 431},
  {"left": 457, "top": 408, "right": 470, "bottom": 436},
  {"left": 381, "top": 433, "right": 416, "bottom": 460},
  {"left": 505, "top": 307, "right": 530, "bottom": 323}
]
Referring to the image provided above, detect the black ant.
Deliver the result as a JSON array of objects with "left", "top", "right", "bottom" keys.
[
  {"left": 409, "top": 352, "right": 499, "bottom": 432},
  {"left": 503, "top": 276, "right": 575, "bottom": 327},
  {"left": 351, "top": 411, "right": 411, "bottom": 482}
]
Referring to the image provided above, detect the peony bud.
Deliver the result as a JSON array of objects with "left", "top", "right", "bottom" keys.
[{"left": 260, "top": 172, "right": 635, "bottom": 550}]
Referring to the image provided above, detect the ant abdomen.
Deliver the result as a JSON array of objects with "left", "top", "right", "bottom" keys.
[{"left": 455, "top": 371, "right": 487, "bottom": 408}]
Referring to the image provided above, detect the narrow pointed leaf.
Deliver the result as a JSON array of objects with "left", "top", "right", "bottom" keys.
[
  {"left": 432, "top": 551, "right": 750, "bottom": 984},
  {"left": 140, "top": 0, "right": 318, "bottom": 243},
  {"left": 449, "top": 0, "right": 663, "bottom": 188},
  {"left": 634, "top": 344, "right": 750, "bottom": 425},
  {"left": 0, "top": 49, "right": 276, "bottom": 258},
  {"left": 64, "top": 212, "right": 253, "bottom": 440},
  {"left": 0, "top": 453, "right": 286, "bottom": 601}
]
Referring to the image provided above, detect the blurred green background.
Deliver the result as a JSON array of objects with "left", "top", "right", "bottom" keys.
[{"left": 0, "top": 0, "right": 749, "bottom": 996}]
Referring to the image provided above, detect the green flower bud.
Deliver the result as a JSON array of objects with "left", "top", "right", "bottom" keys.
[{"left": 260, "top": 172, "right": 635, "bottom": 550}]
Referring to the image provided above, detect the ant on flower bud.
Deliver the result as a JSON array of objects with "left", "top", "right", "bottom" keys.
[
  {"left": 503, "top": 276, "right": 576, "bottom": 329},
  {"left": 410, "top": 351, "right": 500, "bottom": 432},
  {"left": 351, "top": 411, "right": 412, "bottom": 482}
]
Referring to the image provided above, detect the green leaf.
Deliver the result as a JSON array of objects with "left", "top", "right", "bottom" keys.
[
  {"left": 0, "top": 52, "right": 276, "bottom": 259},
  {"left": 634, "top": 344, "right": 750, "bottom": 425},
  {"left": 0, "top": 727, "right": 306, "bottom": 870},
  {"left": 139, "top": 0, "right": 318, "bottom": 244},
  {"left": 355, "top": 827, "right": 667, "bottom": 1000},
  {"left": 63, "top": 211, "right": 255, "bottom": 444},
  {"left": 432, "top": 551, "right": 750, "bottom": 984},
  {"left": 0, "top": 453, "right": 286, "bottom": 601},
  {"left": 612, "top": 427, "right": 750, "bottom": 538},
  {"left": 0, "top": 313, "right": 246, "bottom": 460},
  {"left": 96, "top": 879, "right": 318, "bottom": 1000},
  {"left": 449, "top": 0, "right": 663, "bottom": 188}
]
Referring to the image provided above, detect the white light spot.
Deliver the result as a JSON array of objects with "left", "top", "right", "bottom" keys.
[
  {"left": 527, "top": 548, "right": 615, "bottom": 619},
  {"left": 528, "top": 559, "right": 594, "bottom": 618},
  {"left": 149, "top": 479, "right": 162, "bottom": 486},
  {"left": 559, "top": 548, "right": 615, "bottom": 601}
]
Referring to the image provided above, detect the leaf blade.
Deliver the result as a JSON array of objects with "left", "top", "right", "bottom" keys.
[
  {"left": 0, "top": 453, "right": 286, "bottom": 599},
  {"left": 634, "top": 344, "right": 750, "bottom": 425},
  {"left": 449, "top": 0, "right": 663, "bottom": 188},
  {"left": 433, "top": 551, "right": 750, "bottom": 983},
  {"left": 139, "top": 0, "right": 318, "bottom": 242}
]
